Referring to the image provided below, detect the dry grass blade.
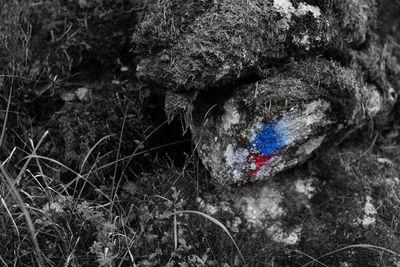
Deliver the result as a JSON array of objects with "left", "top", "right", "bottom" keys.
[
  {"left": 302, "top": 244, "right": 400, "bottom": 267},
  {"left": 170, "top": 210, "right": 246, "bottom": 265},
  {"left": 295, "top": 249, "right": 329, "bottom": 267},
  {"left": 0, "top": 196, "right": 20, "bottom": 238},
  {"left": 110, "top": 110, "right": 128, "bottom": 217},
  {"left": 0, "top": 165, "right": 45, "bottom": 267},
  {"left": 15, "top": 130, "right": 49, "bottom": 184},
  {"left": 0, "top": 254, "right": 7, "bottom": 266},
  {"left": 348, "top": 133, "right": 379, "bottom": 165},
  {"left": 0, "top": 83, "right": 44, "bottom": 266},
  {"left": 117, "top": 120, "right": 168, "bottom": 177},
  {"left": 79, "top": 134, "right": 114, "bottom": 174},
  {"left": 94, "top": 139, "right": 191, "bottom": 172},
  {"left": 0, "top": 86, "right": 12, "bottom": 150},
  {"left": 22, "top": 155, "right": 112, "bottom": 201},
  {"left": 2, "top": 146, "right": 16, "bottom": 166},
  {"left": 174, "top": 207, "right": 178, "bottom": 250},
  {"left": 76, "top": 134, "right": 114, "bottom": 199}
]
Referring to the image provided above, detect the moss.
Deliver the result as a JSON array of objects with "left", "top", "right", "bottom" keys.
[
  {"left": 288, "top": 59, "right": 360, "bottom": 124},
  {"left": 238, "top": 58, "right": 360, "bottom": 125},
  {"left": 17, "top": 0, "right": 142, "bottom": 80},
  {"left": 135, "top": 1, "right": 286, "bottom": 90},
  {"left": 0, "top": 1, "right": 31, "bottom": 76},
  {"left": 329, "top": 0, "right": 377, "bottom": 48},
  {"left": 133, "top": 0, "right": 214, "bottom": 56},
  {"left": 37, "top": 81, "right": 153, "bottom": 185},
  {"left": 291, "top": 137, "right": 400, "bottom": 266},
  {"left": 135, "top": 0, "right": 380, "bottom": 93}
]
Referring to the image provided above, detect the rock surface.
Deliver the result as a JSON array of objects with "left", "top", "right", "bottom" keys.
[
  {"left": 135, "top": 0, "right": 377, "bottom": 91},
  {"left": 196, "top": 131, "right": 400, "bottom": 265},
  {"left": 134, "top": 0, "right": 400, "bottom": 184},
  {"left": 132, "top": 1, "right": 400, "bottom": 264},
  {"left": 191, "top": 58, "right": 391, "bottom": 184}
]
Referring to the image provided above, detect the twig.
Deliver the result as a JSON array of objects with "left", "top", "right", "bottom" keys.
[{"left": 348, "top": 132, "right": 379, "bottom": 165}]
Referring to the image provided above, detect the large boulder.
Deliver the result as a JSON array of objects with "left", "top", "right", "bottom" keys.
[
  {"left": 196, "top": 133, "right": 400, "bottom": 265},
  {"left": 190, "top": 56, "right": 396, "bottom": 184},
  {"left": 135, "top": 0, "right": 376, "bottom": 91},
  {"left": 132, "top": 1, "right": 400, "bottom": 265},
  {"left": 134, "top": 0, "right": 400, "bottom": 184}
]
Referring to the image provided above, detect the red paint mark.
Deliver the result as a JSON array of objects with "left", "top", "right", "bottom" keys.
[{"left": 246, "top": 152, "right": 283, "bottom": 176}]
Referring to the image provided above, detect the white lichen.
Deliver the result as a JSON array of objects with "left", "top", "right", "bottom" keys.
[
  {"left": 297, "top": 3, "right": 322, "bottom": 18},
  {"left": 292, "top": 34, "right": 311, "bottom": 50},
  {"left": 267, "top": 223, "right": 302, "bottom": 245},
  {"left": 273, "top": 0, "right": 322, "bottom": 19},
  {"left": 243, "top": 116, "right": 264, "bottom": 141},
  {"left": 224, "top": 144, "right": 236, "bottom": 167},
  {"left": 235, "top": 187, "right": 284, "bottom": 227},
  {"left": 358, "top": 196, "right": 377, "bottom": 227},
  {"left": 273, "top": 0, "right": 295, "bottom": 18},
  {"left": 294, "top": 179, "right": 316, "bottom": 199},
  {"left": 197, "top": 197, "right": 233, "bottom": 215},
  {"left": 227, "top": 217, "right": 242, "bottom": 233},
  {"left": 224, "top": 145, "right": 249, "bottom": 181},
  {"left": 364, "top": 85, "right": 383, "bottom": 117},
  {"left": 221, "top": 98, "right": 240, "bottom": 131}
]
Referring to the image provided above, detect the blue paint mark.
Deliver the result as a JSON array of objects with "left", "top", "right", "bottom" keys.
[{"left": 251, "top": 122, "right": 285, "bottom": 157}]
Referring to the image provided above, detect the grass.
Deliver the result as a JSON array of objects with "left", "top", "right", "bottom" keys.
[
  {"left": 0, "top": 81, "right": 246, "bottom": 265},
  {"left": 1, "top": 3, "right": 241, "bottom": 265},
  {"left": 2, "top": 1, "right": 400, "bottom": 266},
  {"left": 0, "top": 85, "right": 43, "bottom": 266},
  {"left": 301, "top": 244, "right": 400, "bottom": 267}
]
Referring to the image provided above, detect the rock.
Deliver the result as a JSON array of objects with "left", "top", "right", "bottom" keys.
[
  {"left": 135, "top": 0, "right": 375, "bottom": 91},
  {"left": 195, "top": 135, "right": 400, "bottom": 265},
  {"left": 134, "top": 0, "right": 400, "bottom": 184},
  {"left": 133, "top": 1, "right": 400, "bottom": 264},
  {"left": 190, "top": 56, "right": 397, "bottom": 184},
  {"left": 61, "top": 87, "right": 92, "bottom": 102}
]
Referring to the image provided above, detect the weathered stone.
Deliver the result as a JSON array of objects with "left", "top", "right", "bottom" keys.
[
  {"left": 133, "top": 1, "right": 400, "bottom": 263},
  {"left": 198, "top": 172, "right": 317, "bottom": 245},
  {"left": 135, "top": 0, "right": 376, "bottom": 91},
  {"left": 134, "top": 0, "right": 400, "bottom": 184},
  {"left": 191, "top": 56, "right": 398, "bottom": 184},
  {"left": 193, "top": 131, "right": 400, "bottom": 264}
]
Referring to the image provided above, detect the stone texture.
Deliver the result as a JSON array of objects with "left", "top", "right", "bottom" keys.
[
  {"left": 134, "top": 0, "right": 400, "bottom": 184},
  {"left": 195, "top": 134, "right": 400, "bottom": 265},
  {"left": 191, "top": 58, "right": 371, "bottom": 184},
  {"left": 190, "top": 47, "right": 399, "bottom": 183},
  {"left": 133, "top": 1, "right": 400, "bottom": 264},
  {"left": 135, "top": 0, "right": 376, "bottom": 91}
]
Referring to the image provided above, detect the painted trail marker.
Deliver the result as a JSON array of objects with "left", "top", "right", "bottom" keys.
[{"left": 245, "top": 122, "right": 286, "bottom": 177}]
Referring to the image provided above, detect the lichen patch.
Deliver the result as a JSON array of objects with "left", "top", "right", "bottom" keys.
[
  {"left": 273, "top": 0, "right": 322, "bottom": 19},
  {"left": 221, "top": 98, "right": 240, "bottom": 131},
  {"left": 235, "top": 186, "right": 285, "bottom": 227},
  {"left": 197, "top": 197, "right": 233, "bottom": 215},
  {"left": 364, "top": 85, "right": 383, "bottom": 117},
  {"left": 292, "top": 34, "right": 311, "bottom": 50},
  {"left": 296, "top": 3, "right": 322, "bottom": 18},
  {"left": 267, "top": 223, "right": 302, "bottom": 245},
  {"left": 243, "top": 116, "right": 264, "bottom": 141},
  {"left": 224, "top": 145, "right": 249, "bottom": 181},
  {"left": 273, "top": 0, "right": 295, "bottom": 18},
  {"left": 294, "top": 179, "right": 316, "bottom": 199},
  {"left": 358, "top": 196, "right": 378, "bottom": 227}
]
